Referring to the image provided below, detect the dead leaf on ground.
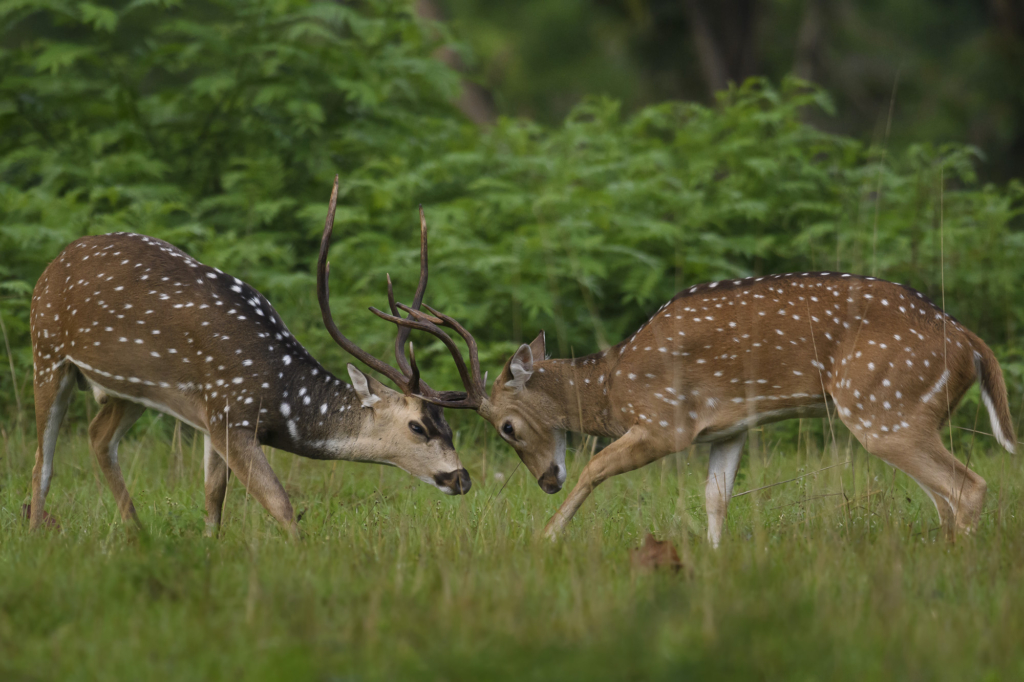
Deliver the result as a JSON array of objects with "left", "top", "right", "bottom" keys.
[
  {"left": 630, "top": 532, "right": 689, "bottom": 576},
  {"left": 21, "top": 504, "right": 62, "bottom": 531}
]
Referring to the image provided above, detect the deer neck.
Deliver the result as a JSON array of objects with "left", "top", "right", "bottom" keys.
[
  {"left": 263, "top": 358, "right": 367, "bottom": 460},
  {"left": 535, "top": 353, "right": 620, "bottom": 437}
]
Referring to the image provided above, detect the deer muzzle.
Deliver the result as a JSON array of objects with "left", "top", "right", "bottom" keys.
[
  {"left": 433, "top": 468, "right": 472, "bottom": 495},
  {"left": 537, "top": 462, "right": 565, "bottom": 494}
]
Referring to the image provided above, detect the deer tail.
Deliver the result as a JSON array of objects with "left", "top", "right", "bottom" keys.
[{"left": 972, "top": 341, "right": 1017, "bottom": 454}]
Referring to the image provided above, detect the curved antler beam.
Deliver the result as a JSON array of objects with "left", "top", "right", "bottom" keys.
[{"left": 316, "top": 176, "right": 417, "bottom": 392}]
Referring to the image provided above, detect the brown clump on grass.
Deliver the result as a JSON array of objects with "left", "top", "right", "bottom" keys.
[
  {"left": 630, "top": 532, "right": 687, "bottom": 575},
  {"left": 21, "top": 504, "right": 61, "bottom": 531}
]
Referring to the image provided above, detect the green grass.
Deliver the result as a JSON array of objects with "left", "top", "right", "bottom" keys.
[{"left": 1, "top": 415, "right": 1022, "bottom": 681}]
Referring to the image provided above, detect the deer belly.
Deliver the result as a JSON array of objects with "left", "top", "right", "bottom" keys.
[
  {"left": 67, "top": 356, "right": 209, "bottom": 433},
  {"left": 695, "top": 400, "right": 832, "bottom": 442}
]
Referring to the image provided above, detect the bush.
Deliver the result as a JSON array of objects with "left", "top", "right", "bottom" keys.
[{"left": 2, "top": 1, "right": 1022, "bottom": 424}]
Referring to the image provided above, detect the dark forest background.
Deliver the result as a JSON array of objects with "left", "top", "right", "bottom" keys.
[{"left": 438, "top": 0, "right": 1024, "bottom": 182}]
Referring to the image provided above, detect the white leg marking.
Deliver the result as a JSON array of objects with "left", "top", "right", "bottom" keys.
[
  {"left": 40, "top": 372, "right": 77, "bottom": 496},
  {"left": 705, "top": 430, "right": 748, "bottom": 548},
  {"left": 203, "top": 435, "right": 219, "bottom": 485}
]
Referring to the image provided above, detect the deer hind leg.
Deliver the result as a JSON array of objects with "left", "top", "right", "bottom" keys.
[
  {"left": 850, "top": 428, "right": 986, "bottom": 539},
  {"left": 706, "top": 430, "right": 748, "bottom": 548},
  {"left": 29, "top": 365, "right": 77, "bottom": 530},
  {"left": 208, "top": 429, "right": 298, "bottom": 540},
  {"left": 88, "top": 397, "right": 146, "bottom": 528},
  {"left": 914, "top": 434, "right": 986, "bottom": 537},
  {"left": 542, "top": 427, "right": 680, "bottom": 540},
  {"left": 203, "top": 435, "right": 230, "bottom": 537}
]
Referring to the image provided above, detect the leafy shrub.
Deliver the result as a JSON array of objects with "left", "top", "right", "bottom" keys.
[{"left": 2, "top": 1, "right": 1022, "bottom": 429}]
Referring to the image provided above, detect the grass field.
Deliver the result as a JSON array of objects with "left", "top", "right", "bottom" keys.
[{"left": 1, "top": 412, "right": 1022, "bottom": 681}]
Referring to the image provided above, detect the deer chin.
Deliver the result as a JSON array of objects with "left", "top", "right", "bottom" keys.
[{"left": 405, "top": 468, "right": 471, "bottom": 495}]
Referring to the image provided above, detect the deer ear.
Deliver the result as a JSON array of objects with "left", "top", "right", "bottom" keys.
[
  {"left": 503, "top": 343, "right": 534, "bottom": 390},
  {"left": 529, "top": 330, "right": 546, "bottom": 360},
  {"left": 348, "top": 364, "right": 382, "bottom": 408}
]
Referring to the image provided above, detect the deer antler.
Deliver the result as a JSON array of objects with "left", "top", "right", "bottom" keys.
[
  {"left": 387, "top": 206, "right": 431, "bottom": 385},
  {"left": 369, "top": 299, "right": 488, "bottom": 410},
  {"left": 316, "top": 176, "right": 423, "bottom": 394},
  {"left": 318, "top": 179, "right": 482, "bottom": 405}
]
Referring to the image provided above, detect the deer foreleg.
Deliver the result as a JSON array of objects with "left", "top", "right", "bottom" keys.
[
  {"left": 705, "top": 430, "right": 747, "bottom": 548},
  {"left": 541, "top": 427, "right": 676, "bottom": 540},
  {"left": 209, "top": 430, "right": 298, "bottom": 540},
  {"left": 88, "top": 398, "right": 146, "bottom": 528}
]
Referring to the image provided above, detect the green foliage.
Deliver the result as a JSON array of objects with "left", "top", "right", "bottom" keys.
[
  {"left": 2, "top": 5, "right": 1022, "bottom": 675},
  {"left": 1, "top": 1, "right": 1022, "bottom": 426}
]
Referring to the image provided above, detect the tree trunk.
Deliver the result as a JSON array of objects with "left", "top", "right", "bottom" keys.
[
  {"left": 682, "top": 0, "right": 729, "bottom": 95},
  {"left": 415, "top": 0, "right": 498, "bottom": 126}
]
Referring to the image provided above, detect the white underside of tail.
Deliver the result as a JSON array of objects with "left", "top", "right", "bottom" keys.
[
  {"left": 975, "top": 352, "right": 1017, "bottom": 454},
  {"left": 980, "top": 386, "right": 1016, "bottom": 453}
]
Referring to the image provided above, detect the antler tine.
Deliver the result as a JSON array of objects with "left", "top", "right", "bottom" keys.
[
  {"left": 406, "top": 340, "right": 421, "bottom": 394},
  {"left": 385, "top": 273, "right": 412, "bottom": 377},
  {"left": 391, "top": 206, "right": 431, "bottom": 379},
  {"left": 369, "top": 305, "right": 478, "bottom": 403},
  {"left": 395, "top": 303, "right": 443, "bottom": 325},
  {"left": 421, "top": 302, "right": 486, "bottom": 393},
  {"left": 408, "top": 340, "right": 420, "bottom": 388},
  {"left": 413, "top": 206, "right": 430, "bottom": 309},
  {"left": 316, "top": 176, "right": 410, "bottom": 389},
  {"left": 392, "top": 300, "right": 487, "bottom": 408}
]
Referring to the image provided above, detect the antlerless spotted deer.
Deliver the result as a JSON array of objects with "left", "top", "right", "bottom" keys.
[
  {"left": 28, "top": 179, "right": 474, "bottom": 537},
  {"left": 384, "top": 272, "right": 1016, "bottom": 545}
]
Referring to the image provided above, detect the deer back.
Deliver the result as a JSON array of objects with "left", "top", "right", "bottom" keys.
[{"left": 32, "top": 232, "right": 359, "bottom": 443}]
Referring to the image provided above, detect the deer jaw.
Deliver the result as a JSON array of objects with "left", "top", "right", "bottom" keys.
[{"left": 336, "top": 376, "right": 470, "bottom": 494}]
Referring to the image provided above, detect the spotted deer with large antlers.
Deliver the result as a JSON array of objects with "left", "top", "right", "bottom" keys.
[
  {"left": 384, "top": 273, "right": 1016, "bottom": 546},
  {"left": 28, "top": 178, "right": 475, "bottom": 537}
]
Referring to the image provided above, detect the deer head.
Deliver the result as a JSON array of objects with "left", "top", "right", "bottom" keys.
[
  {"left": 316, "top": 178, "right": 474, "bottom": 494},
  {"left": 481, "top": 331, "right": 568, "bottom": 492}
]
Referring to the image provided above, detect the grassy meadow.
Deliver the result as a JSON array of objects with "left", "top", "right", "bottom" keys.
[{"left": 1, "top": 411, "right": 1022, "bottom": 681}]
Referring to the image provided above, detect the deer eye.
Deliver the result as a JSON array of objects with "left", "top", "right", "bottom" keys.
[
  {"left": 502, "top": 422, "right": 515, "bottom": 437},
  {"left": 409, "top": 422, "right": 426, "bottom": 436}
]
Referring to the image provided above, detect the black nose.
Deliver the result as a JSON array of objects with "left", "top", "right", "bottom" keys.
[
  {"left": 538, "top": 463, "right": 563, "bottom": 494},
  {"left": 434, "top": 468, "right": 472, "bottom": 495}
]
